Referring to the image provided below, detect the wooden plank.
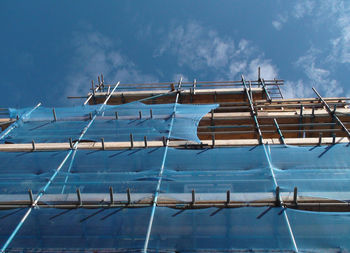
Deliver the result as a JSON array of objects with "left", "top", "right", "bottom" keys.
[
  {"left": 0, "top": 119, "right": 14, "bottom": 131},
  {"left": 0, "top": 119, "right": 12, "bottom": 123},
  {"left": 0, "top": 192, "right": 346, "bottom": 204},
  {"left": 1, "top": 192, "right": 349, "bottom": 212},
  {"left": 0, "top": 137, "right": 348, "bottom": 152},
  {"left": 202, "top": 108, "right": 350, "bottom": 120}
]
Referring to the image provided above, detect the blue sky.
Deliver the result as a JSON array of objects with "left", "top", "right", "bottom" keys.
[{"left": 1, "top": 0, "right": 350, "bottom": 107}]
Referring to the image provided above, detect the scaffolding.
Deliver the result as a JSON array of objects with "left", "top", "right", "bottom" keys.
[{"left": 1, "top": 70, "right": 350, "bottom": 252}]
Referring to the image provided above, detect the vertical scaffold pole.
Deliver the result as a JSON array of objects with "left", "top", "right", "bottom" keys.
[
  {"left": 261, "top": 78, "right": 272, "bottom": 102},
  {"left": 242, "top": 75, "right": 263, "bottom": 144},
  {"left": 193, "top": 78, "right": 197, "bottom": 94},
  {"left": 84, "top": 80, "right": 99, "bottom": 105},
  {"left": 273, "top": 118, "right": 285, "bottom": 144},
  {"left": 143, "top": 77, "right": 182, "bottom": 253},
  {"left": 262, "top": 142, "right": 299, "bottom": 252},
  {"left": 243, "top": 75, "right": 298, "bottom": 252}
]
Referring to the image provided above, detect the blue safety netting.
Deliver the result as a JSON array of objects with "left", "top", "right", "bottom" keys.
[
  {"left": 269, "top": 144, "right": 350, "bottom": 201},
  {"left": 2, "top": 207, "right": 295, "bottom": 252},
  {"left": 47, "top": 148, "right": 165, "bottom": 195},
  {"left": 45, "top": 147, "right": 274, "bottom": 198},
  {"left": 3, "top": 100, "right": 350, "bottom": 252},
  {"left": 0, "top": 208, "right": 29, "bottom": 247},
  {"left": 2, "top": 207, "right": 350, "bottom": 252},
  {"left": 8, "top": 105, "right": 103, "bottom": 120},
  {"left": 0, "top": 144, "right": 350, "bottom": 251},
  {"left": 5, "top": 207, "right": 152, "bottom": 252},
  {"left": 3, "top": 121, "right": 89, "bottom": 143},
  {"left": 288, "top": 209, "right": 350, "bottom": 252},
  {"left": 149, "top": 207, "right": 294, "bottom": 252},
  {"left": 0, "top": 151, "right": 70, "bottom": 195},
  {"left": 4, "top": 102, "right": 217, "bottom": 143},
  {"left": 161, "top": 147, "right": 275, "bottom": 201}
]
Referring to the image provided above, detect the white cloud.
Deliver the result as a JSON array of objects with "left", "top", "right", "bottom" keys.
[
  {"left": 272, "top": 21, "right": 283, "bottom": 31},
  {"left": 246, "top": 58, "right": 278, "bottom": 80},
  {"left": 272, "top": 15, "right": 288, "bottom": 31},
  {"left": 293, "top": 0, "right": 315, "bottom": 19},
  {"left": 329, "top": 4, "right": 350, "bottom": 63},
  {"left": 292, "top": 1, "right": 350, "bottom": 64},
  {"left": 172, "top": 73, "right": 189, "bottom": 83},
  {"left": 281, "top": 80, "right": 312, "bottom": 99},
  {"left": 65, "top": 31, "right": 157, "bottom": 103},
  {"left": 155, "top": 22, "right": 238, "bottom": 70},
  {"left": 295, "top": 48, "right": 343, "bottom": 97},
  {"left": 229, "top": 61, "right": 247, "bottom": 79},
  {"left": 272, "top": 1, "right": 350, "bottom": 97},
  {"left": 286, "top": 1, "right": 350, "bottom": 65},
  {"left": 155, "top": 21, "right": 279, "bottom": 82},
  {"left": 237, "top": 39, "right": 250, "bottom": 54}
]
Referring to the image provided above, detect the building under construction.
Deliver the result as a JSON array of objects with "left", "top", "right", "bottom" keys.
[{"left": 0, "top": 70, "right": 350, "bottom": 252}]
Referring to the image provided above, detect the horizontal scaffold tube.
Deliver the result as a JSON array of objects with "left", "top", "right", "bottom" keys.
[
  {"left": 0, "top": 192, "right": 349, "bottom": 212},
  {"left": 0, "top": 136, "right": 349, "bottom": 152}
]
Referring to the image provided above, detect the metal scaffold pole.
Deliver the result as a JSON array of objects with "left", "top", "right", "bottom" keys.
[
  {"left": 143, "top": 77, "right": 183, "bottom": 253},
  {"left": 242, "top": 74, "right": 299, "bottom": 253}
]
